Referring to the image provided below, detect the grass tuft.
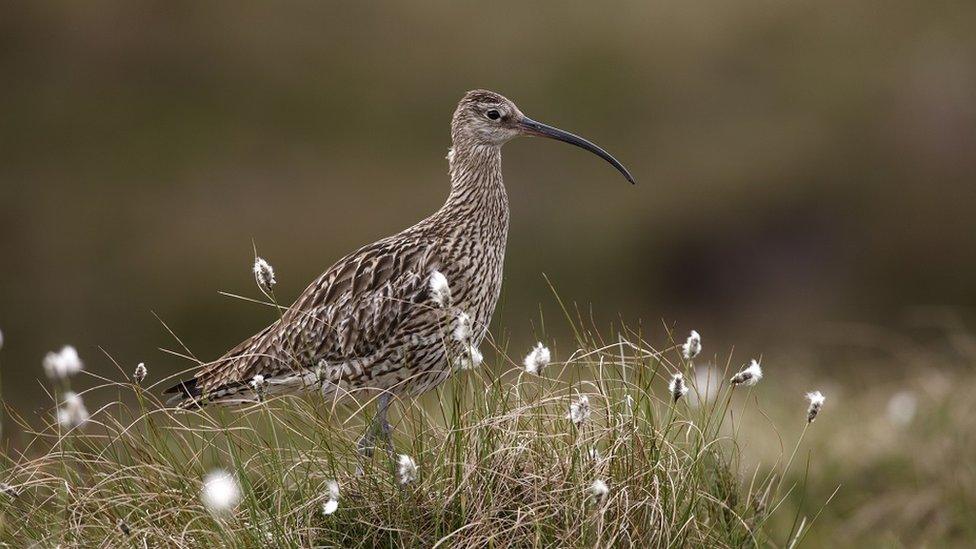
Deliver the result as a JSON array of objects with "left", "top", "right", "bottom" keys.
[{"left": 0, "top": 321, "right": 819, "bottom": 547}]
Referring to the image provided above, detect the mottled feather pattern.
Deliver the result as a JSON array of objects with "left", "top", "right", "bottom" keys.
[
  {"left": 172, "top": 116, "right": 509, "bottom": 404},
  {"left": 167, "top": 91, "right": 512, "bottom": 406}
]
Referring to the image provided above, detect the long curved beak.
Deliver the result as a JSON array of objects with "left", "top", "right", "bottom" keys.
[{"left": 518, "top": 117, "right": 636, "bottom": 185}]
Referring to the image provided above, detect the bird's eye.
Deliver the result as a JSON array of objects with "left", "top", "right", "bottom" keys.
[{"left": 485, "top": 109, "right": 501, "bottom": 120}]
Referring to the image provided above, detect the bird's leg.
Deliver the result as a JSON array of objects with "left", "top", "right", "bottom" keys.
[
  {"left": 357, "top": 392, "right": 394, "bottom": 458},
  {"left": 376, "top": 392, "right": 394, "bottom": 456}
]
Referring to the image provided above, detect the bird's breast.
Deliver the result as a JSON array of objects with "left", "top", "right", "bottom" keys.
[{"left": 442, "top": 232, "right": 506, "bottom": 343}]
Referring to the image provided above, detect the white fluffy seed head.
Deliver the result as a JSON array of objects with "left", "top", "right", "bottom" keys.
[
  {"left": 326, "top": 480, "right": 340, "bottom": 501},
  {"left": 682, "top": 330, "right": 702, "bottom": 359},
  {"left": 250, "top": 375, "right": 268, "bottom": 400},
  {"left": 322, "top": 499, "right": 338, "bottom": 516},
  {"left": 588, "top": 479, "right": 609, "bottom": 501},
  {"left": 253, "top": 257, "right": 277, "bottom": 293},
  {"left": 523, "top": 342, "right": 551, "bottom": 375},
  {"left": 567, "top": 394, "right": 591, "bottom": 426},
  {"left": 805, "top": 391, "right": 826, "bottom": 423},
  {"left": 322, "top": 480, "right": 340, "bottom": 515},
  {"left": 56, "top": 391, "right": 89, "bottom": 429},
  {"left": 201, "top": 469, "right": 241, "bottom": 514},
  {"left": 133, "top": 362, "right": 148, "bottom": 384},
  {"left": 887, "top": 390, "right": 917, "bottom": 426},
  {"left": 43, "top": 345, "right": 84, "bottom": 380},
  {"left": 453, "top": 311, "right": 473, "bottom": 342},
  {"left": 429, "top": 271, "right": 451, "bottom": 307},
  {"left": 669, "top": 373, "right": 689, "bottom": 402},
  {"left": 397, "top": 454, "right": 418, "bottom": 485},
  {"left": 730, "top": 360, "right": 764, "bottom": 387},
  {"left": 457, "top": 345, "right": 483, "bottom": 370}
]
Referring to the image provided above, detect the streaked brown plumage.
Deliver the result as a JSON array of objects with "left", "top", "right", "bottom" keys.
[{"left": 165, "top": 89, "right": 634, "bottom": 442}]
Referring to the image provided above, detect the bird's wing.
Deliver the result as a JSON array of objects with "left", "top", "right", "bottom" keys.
[{"left": 174, "top": 238, "right": 444, "bottom": 399}]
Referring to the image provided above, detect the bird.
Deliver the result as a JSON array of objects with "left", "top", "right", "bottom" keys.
[{"left": 165, "top": 89, "right": 634, "bottom": 451}]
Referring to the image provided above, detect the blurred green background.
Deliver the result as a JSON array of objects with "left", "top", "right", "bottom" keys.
[{"left": 1, "top": 1, "right": 975, "bottom": 413}]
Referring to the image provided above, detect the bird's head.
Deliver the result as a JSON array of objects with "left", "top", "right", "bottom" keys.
[{"left": 451, "top": 89, "right": 635, "bottom": 184}]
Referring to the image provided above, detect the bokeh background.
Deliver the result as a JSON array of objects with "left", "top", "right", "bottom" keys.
[
  {"left": 1, "top": 4, "right": 975, "bottom": 535},
  {"left": 2, "top": 0, "right": 975, "bottom": 405}
]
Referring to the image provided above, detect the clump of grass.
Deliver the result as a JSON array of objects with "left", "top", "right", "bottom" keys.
[{"left": 0, "top": 319, "right": 825, "bottom": 547}]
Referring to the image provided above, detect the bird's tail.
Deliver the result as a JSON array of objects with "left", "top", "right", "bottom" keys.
[
  {"left": 162, "top": 378, "right": 205, "bottom": 408},
  {"left": 162, "top": 323, "right": 278, "bottom": 408},
  {"left": 164, "top": 376, "right": 266, "bottom": 408}
]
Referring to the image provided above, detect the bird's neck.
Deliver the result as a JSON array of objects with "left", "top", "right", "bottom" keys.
[{"left": 439, "top": 143, "right": 510, "bottom": 234}]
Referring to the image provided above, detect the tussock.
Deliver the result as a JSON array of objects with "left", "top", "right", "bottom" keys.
[{"left": 0, "top": 320, "right": 822, "bottom": 547}]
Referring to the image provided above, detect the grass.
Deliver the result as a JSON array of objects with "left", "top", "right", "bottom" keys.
[
  {"left": 0, "top": 316, "right": 829, "bottom": 547},
  {"left": 746, "top": 365, "right": 976, "bottom": 548}
]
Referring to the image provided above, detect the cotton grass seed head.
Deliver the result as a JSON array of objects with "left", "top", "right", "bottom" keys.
[
  {"left": 397, "top": 454, "right": 418, "bottom": 485},
  {"left": 887, "top": 390, "right": 917, "bottom": 426},
  {"left": 43, "top": 345, "right": 84, "bottom": 380},
  {"left": 453, "top": 311, "right": 472, "bottom": 342},
  {"left": 201, "top": 469, "right": 241, "bottom": 514},
  {"left": 133, "top": 362, "right": 147, "bottom": 384},
  {"left": 322, "top": 498, "right": 339, "bottom": 516},
  {"left": 253, "top": 257, "right": 276, "bottom": 293},
  {"left": 456, "top": 345, "right": 484, "bottom": 370},
  {"left": 805, "top": 391, "right": 826, "bottom": 423},
  {"left": 57, "top": 391, "right": 89, "bottom": 429},
  {"left": 523, "top": 342, "right": 551, "bottom": 375},
  {"left": 251, "top": 374, "right": 268, "bottom": 400},
  {"left": 567, "top": 394, "right": 591, "bottom": 426},
  {"left": 322, "top": 480, "right": 340, "bottom": 515},
  {"left": 682, "top": 330, "right": 702, "bottom": 359},
  {"left": 669, "top": 373, "right": 689, "bottom": 402},
  {"left": 588, "top": 479, "right": 609, "bottom": 503},
  {"left": 730, "top": 360, "right": 763, "bottom": 387},
  {"left": 429, "top": 270, "right": 451, "bottom": 307}
]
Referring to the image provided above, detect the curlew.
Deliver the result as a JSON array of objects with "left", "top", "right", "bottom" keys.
[{"left": 165, "top": 89, "right": 634, "bottom": 450}]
